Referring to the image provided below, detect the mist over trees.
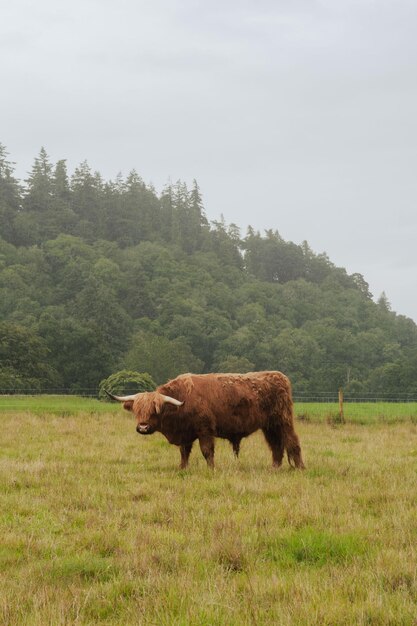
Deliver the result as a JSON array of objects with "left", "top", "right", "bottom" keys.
[{"left": 1, "top": 144, "right": 417, "bottom": 396}]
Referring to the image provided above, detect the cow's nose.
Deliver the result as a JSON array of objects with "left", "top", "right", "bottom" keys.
[{"left": 137, "top": 424, "right": 149, "bottom": 433}]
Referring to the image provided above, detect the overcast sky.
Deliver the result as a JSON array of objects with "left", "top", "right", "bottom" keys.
[{"left": 2, "top": 0, "right": 417, "bottom": 321}]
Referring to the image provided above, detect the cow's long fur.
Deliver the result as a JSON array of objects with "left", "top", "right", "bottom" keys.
[{"left": 119, "top": 371, "right": 305, "bottom": 470}]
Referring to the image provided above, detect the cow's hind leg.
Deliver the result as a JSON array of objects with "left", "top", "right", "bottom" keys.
[
  {"left": 179, "top": 442, "right": 193, "bottom": 469},
  {"left": 262, "top": 426, "right": 285, "bottom": 468},
  {"left": 198, "top": 435, "right": 215, "bottom": 469},
  {"left": 282, "top": 424, "right": 305, "bottom": 469}
]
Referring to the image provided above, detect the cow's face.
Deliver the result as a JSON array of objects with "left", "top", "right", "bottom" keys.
[
  {"left": 115, "top": 391, "right": 183, "bottom": 435},
  {"left": 133, "top": 392, "right": 165, "bottom": 435}
]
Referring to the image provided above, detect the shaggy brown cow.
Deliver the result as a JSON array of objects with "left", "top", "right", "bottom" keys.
[{"left": 107, "top": 371, "right": 305, "bottom": 470}]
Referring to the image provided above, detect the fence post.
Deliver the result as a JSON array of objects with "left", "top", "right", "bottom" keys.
[{"left": 338, "top": 388, "right": 345, "bottom": 423}]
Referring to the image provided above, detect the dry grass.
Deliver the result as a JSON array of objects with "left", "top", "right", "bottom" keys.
[{"left": 1, "top": 405, "right": 416, "bottom": 625}]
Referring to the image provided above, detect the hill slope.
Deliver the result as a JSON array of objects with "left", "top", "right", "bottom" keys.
[{"left": 1, "top": 144, "right": 416, "bottom": 394}]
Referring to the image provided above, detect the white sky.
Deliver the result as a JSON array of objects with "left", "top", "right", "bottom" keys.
[{"left": 1, "top": 0, "right": 417, "bottom": 321}]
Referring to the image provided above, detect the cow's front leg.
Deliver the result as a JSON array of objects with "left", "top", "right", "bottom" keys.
[
  {"left": 179, "top": 442, "right": 193, "bottom": 469},
  {"left": 229, "top": 435, "right": 242, "bottom": 458},
  {"left": 198, "top": 435, "right": 215, "bottom": 468}
]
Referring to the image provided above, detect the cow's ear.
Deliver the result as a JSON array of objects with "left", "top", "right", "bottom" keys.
[{"left": 122, "top": 400, "right": 134, "bottom": 412}]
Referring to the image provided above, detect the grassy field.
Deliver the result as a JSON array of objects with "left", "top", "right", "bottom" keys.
[
  {"left": 295, "top": 401, "right": 417, "bottom": 424},
  {"left": 1, "top": 398, "right": 417, "bottom": 625}
]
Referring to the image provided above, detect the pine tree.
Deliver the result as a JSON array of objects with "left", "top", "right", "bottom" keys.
[
  {"left": 24, "top": 147, "right": 53, "bottom": 213},
  {"left": 172, "top": 180, "right": 190, "bottom": 250},
  {"left": 170, "top": 179, "right": 209, "bottom": 253},
  {"left": 122, "top": 169, "right": 160, "bottom": 243},
  {"left": 159, "top": 181, "right": 174, "bottom": 243},
  {"left": 71, "top": 161, "right": 104, "bottom": 240},
  {"left": 12, "top": 147, "right": 54, "bottom": 244},
  {"left": 0, "top": 143, "right": 21, "bottom": 244},
  {"left": 53, "top": 160, "right": 70, "bottom": 203},
  {"left": 378, "top": 292, "right": 391, "bottom": 312},
  {"left": 52, "top": 160, "right": 77, "bottom": 235},
  {"left": 190, "top": 179, "right": 208, "bottom": 226}
]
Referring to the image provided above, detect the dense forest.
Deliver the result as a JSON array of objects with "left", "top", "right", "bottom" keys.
[{"left": 1, "top": 144, "right": 416, "bottom": 396}]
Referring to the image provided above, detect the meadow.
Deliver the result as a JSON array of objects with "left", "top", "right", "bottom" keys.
[{"left": 1, "top": 397, "right": 416, "bottom": 625}]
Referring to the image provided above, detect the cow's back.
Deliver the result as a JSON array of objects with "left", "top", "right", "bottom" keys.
[{"left": 160, "top": 371, "right": 292, "bottom": 435}]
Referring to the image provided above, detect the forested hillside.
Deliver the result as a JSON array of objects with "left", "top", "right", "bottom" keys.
[{"left": 1, "top": 144, "right": 416, "bottom": 395}]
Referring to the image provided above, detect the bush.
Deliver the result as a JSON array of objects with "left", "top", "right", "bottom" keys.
[{"left": 98, "top": 369, "right": 156, "bottom": 401}]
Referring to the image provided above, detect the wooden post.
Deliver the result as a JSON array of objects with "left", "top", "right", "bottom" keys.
[{"left": 338, "top": 388, "right": 344, "bottom": 423}]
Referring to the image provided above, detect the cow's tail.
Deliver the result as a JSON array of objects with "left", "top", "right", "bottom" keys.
[{"left": 279, "top": 376, "right": 305, "bottom": 469}]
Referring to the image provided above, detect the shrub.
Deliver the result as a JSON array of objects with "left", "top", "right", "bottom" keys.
[{"left": 98, "top": 369, "right": 156, "bottom": 401}]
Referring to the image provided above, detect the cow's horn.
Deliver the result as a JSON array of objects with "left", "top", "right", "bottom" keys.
[
  {"left": 161, "top": 394, "right": 184, "bottom": 407},
  {"left": 104, "top": 390, "right": 138, "bottom": 402}
]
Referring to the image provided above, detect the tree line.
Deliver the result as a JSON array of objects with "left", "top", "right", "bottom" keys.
[{"left": 1, "top": 144, "right": 416, "bottom": 396}]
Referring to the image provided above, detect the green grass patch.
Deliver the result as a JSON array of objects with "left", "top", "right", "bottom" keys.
[
  {"left": 0, "top": 394, "right": 119, "bottom": 416},
  {"left": 295, "top": 401, "right": 417, "bottom": 424},
  {"left": 48, "top": 554, "right": 116, "bottom": 582},
  {"left": 264, "top": 527, "right": 366, "bottom": 567},
  {"left": 0, "top": 543, "right": 26, "bottom": 567}
]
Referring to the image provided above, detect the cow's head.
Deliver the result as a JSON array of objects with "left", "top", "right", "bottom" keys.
[{"left": 105, "top": 390, "right": 183, "bottom": 434}]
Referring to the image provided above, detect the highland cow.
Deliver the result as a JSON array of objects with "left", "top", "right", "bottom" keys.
[{"left": 107, "top": 371, "right": 305, "bottom": 470}]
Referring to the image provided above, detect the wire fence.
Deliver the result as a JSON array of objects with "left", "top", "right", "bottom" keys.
[
  {"left": 0, "top": 388, "right": 99, "bottom": 397},
  {"left": 293, "top": 391, "right": 417, "bottom": 403},
  {"left": 0, "top": 389, "right": 416, "bottom": 402}
]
